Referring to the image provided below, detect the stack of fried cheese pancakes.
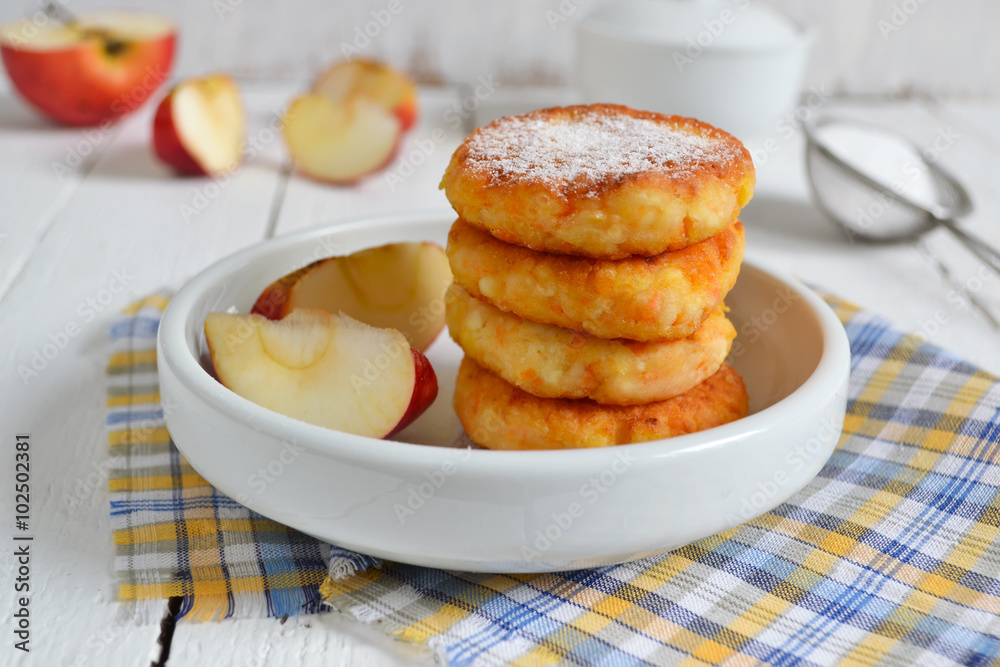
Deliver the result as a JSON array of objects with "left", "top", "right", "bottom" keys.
[{"left": 440, "top": 104, "right": 755, "bottom": 451}]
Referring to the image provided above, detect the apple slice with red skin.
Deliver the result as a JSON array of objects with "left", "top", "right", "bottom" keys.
[
  {"left": 396, "top": 349, "right": 439, "bottom": 438},
  {"left": 153, "top": 74, "right": 246, "bottom": 176},
  {"left": 252, "top": 242, "right": 452, "bottom": 351},
  {"left": 0, "top": 10, "right": 175, "bottom": 126},
  {"left": 282, "top": 93, "right": 402, "bottom": 184},
  {"left": 313, "top": 58, "right": 418, "bottom": 131},
  {"left": 204, "top": 309, "right": 438, "bottom": 438}
]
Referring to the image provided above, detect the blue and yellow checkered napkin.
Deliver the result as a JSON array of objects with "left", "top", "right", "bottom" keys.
[
  {"left": 106, "top": 293, "right": 334, "bottom": 621},
  {"left": 107, "top": 293, "right": 1000, "bottom": 663}
]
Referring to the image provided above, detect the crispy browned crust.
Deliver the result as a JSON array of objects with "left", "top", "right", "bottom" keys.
[
  {"left": 454, "top": 358, "right": 749, "bottom": 450},
  {"left": 446, "top": 285, "right": 736, "bottom": 405},
  {"left": 447, "top": 218, "right": 744, "bottom": 342},
  {"left": 440, "top": 104, "right": 755, "bottom": 259}
]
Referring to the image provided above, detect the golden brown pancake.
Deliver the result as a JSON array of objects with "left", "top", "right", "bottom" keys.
[
  {"left": 447, "top": 218, "right": 744, "bottom": 342},
  {"left": 440, "top": 104, "right": 755, "bottom": 259},
  {"left": 446, "top": 285, "right": 735, "bottom": 405},
  {"left": 454, "top": 358, "right": 749, "bottom": 450}
]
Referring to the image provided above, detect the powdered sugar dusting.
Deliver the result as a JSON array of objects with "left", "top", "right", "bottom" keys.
[{"left": 462, "top": 108, "right": 745, "bottom": 192}]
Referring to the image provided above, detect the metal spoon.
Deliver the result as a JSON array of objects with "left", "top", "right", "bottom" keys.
[{"left": 803, "top": 117, "right": 1000, "bottom": 278}]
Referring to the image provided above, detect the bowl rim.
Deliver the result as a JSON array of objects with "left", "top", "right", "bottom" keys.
[{"left": 158, "top": 210, "right": 850, "bottom": 473}]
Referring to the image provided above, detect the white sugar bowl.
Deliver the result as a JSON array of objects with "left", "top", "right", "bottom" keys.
[{"left": 575, "top": 0, "right": 812, "bottom": 140}]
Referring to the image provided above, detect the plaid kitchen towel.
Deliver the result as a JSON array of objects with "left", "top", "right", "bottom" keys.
[
  {"left": 320, "top": 295, "right": 1000, "bottom": 666},
  {"left": 106, "top": 292, "right": 331, "bottom": 621},
  {"left": 107, "top": 293, "right": 1000, "bottom": 664}
]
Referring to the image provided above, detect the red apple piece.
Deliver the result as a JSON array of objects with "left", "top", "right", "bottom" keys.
[
  {"left": 252, "top": 242, "right": 452, "bottom": 351},
  {"left": 282, "top": 94, "right": 402, "bottom": 184},
  {"left": 204, "top": 309, "right": 438, "bottom": 438},
  {"left": 313, "top": 58, "right": 418, "bottom": 131},
  {"left": 0, "top": 10, "right": 175, "bottom": 126},
  {"left": 153, "top": 73, "right": 246, "bottom": 176}
]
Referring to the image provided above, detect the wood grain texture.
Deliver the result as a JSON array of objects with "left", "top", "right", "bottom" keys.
[
  {"left": 0, "top": 85, "right": 120, "bottom": 302},
  {"left": 0, "top": 0, "right": 995, "bottom": 98}
]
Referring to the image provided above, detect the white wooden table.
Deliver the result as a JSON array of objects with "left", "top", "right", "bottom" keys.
[{"left": 1, "top": 82, "right": 999, "bottom": 666}]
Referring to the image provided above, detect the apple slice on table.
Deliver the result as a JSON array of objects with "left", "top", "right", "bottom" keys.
[
  {"left": 252, "top": 242, "right": 452, "bottom": 351},
  {"left": 282, "top": 94, "right": 402, "bottom": 184},
  {"left": 153, "top": 74, "right": 246, "bottom": 176},
  {"left": 0, "top": 10, "right": 175, "bottom": 126},
  {"left": 313, "top": 59, "right": 418, "bottom": 131},
  {"left": 204, "top": 309, "right": 438, "bottom": 438}
]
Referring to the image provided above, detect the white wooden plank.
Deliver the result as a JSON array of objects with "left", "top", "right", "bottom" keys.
[
  {"left": 168, "top": 610, "right": 433, "bottom": 667},
  {"left": 0, "top": 84, "right": 292, "bottom": 667},
  {"left": 0, "top": 89, "right": 122, "bottom": 301}
]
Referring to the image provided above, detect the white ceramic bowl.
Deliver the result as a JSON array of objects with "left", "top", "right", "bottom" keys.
[
  {"left": 575, "top": 0, "right": 812, "bottom": 140},
  {"left": 158, "top": 212, "right": 850, "bottom": 572}
]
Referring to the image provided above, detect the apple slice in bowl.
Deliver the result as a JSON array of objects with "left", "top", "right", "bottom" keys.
[
  {"left": 252, "top": 241, "right": 452, "bottom": 351},
  {"left": 204, "top": 309, "right": 438, "bottom": 439}
]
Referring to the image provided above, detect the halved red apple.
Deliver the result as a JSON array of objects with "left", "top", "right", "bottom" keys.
[
  {"left": 0, "top": 10, "right": 175, "bottom": 126},
  {"left": 282, "top": 93, "right": 402, "bottom": 184},
  {"left": 313, "top": 59, "right": 418, "bottom": 131},
  {"left": 252, "top": 242, "right": 452, "bottom": 351},
  {"left": 204, "top": 309, "right": 438, "bottom": 438},
  {"left": 152, "top": 74, "right": 245, "bottom": 176}
]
